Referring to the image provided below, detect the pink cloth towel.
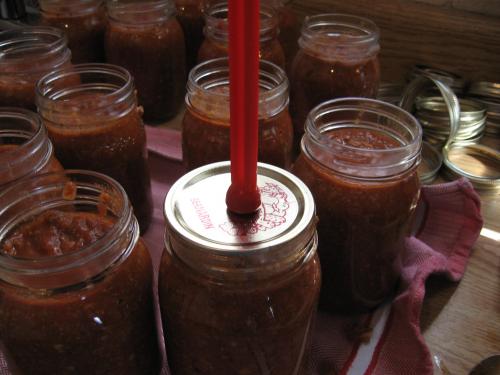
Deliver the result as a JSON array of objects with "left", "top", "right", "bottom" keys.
[{"left": 0, "top": 126, "right": 483, "bottom": 375}]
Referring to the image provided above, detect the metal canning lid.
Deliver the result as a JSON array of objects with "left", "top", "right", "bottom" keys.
[
  {"left": 408, "top": 64, "right": 467, "bottom": 93},
  {"left": 163, "top": 161, "right": 317, "bottom": 275},
  {"left": 400, "top": 74, "right": 460, "bottom": 148},
  {"left": 468, "top": 81, "right": 500, "bottom": 98},
  {"left": 377, "top": 82, "right": 404, "bottom": 105},
  {"left": 442, "top": 143, "right": 500, "bottom": 191},
  {"left": 418, "top": 141, "right": 442, "bottom": 184}
]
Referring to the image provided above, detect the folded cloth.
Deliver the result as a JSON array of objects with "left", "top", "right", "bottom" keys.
[{"left": 0, "top": 127, "right": 483, "bottom": 375}]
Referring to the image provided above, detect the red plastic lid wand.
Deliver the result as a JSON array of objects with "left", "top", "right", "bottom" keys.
[{"left": 225, "top": 0, "right": 261, "bottom": 214}]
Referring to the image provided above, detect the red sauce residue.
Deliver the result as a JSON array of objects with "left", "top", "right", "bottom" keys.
[
  {"left": 327, "top": 127, "right": 402, "bottom": 149},
  {"left": 62, "top": 181, "right": 77, "bottom": 201},
  {"left": 1, "top": 211, "right": 113, "bottom": 258}
]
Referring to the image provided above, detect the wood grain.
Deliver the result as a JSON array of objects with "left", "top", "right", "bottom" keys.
[{"left": 289, "top": 0, "right": 500, "bottom": 83}]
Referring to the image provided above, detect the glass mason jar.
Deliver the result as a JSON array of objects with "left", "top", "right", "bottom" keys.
[
  {"left": 0, "top": 27, "right": 72, "bottom": 110},
  {"left": 159, "top": 161, "right": 321, "bottom": 375},
  {"left": 263, "top": 0, "right": 300, "bottom": 74},
  {"left": 198, "top": 2, "right": 285, "bottom": 69},
  {"left": 106, "top": 0, "right": 186, "bottom": 122},
  {"left": 174, "top": 0, "right": 207, "bottom": 72},
  {"left": 0, "top": 108, "right": 63, "bottom": 189},
  {"left": 183, "top": 57, "right": 293, "bottom": 170},
  {"left": 39, "top": 0, "right": 106, "bottom": 63},
  {"left": 290, "top": 14, "right": 381, "bottom": 154},
  {"left": 36, "top": 63, "right": 153, "bottom": 233},
  {"left": 293, "top": 98, "right": 422, "bottom": 313},
  {"left": 0, "top": 171, "right": 159, "bottom": 375}
]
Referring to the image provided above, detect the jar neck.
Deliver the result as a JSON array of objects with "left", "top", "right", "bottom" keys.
[
  {"left": 0, "top": 171, "right": 139, "bottom": 291},
  {"left": 166, "top": 229, "right": 317, "bottom": 282},
  {"left": 0, "top": 109, "right": 54, "bottom": 189},
  {"left": 299, "top": 13, "right": 380, "bottom": 62},
  {"left": 204, "top": 2, "right": 279, "bottom": 44},
  {"left": 186, "top": 57, "right": 289, "bottom": 122},
  {"left": 0, "top": 27, "right": 71, "bottom": 75},
  {"left": 36, "top": 63, "right": 138, "bottom": 128},
  {"left": 107, "top": 0, "right": 176, "bottom": 25},
  {"left": 40, "top": 0, "right": 103, "bottom": 16},
  {"left": 302, "top": 98, "right": 422, "bottom": 180}
]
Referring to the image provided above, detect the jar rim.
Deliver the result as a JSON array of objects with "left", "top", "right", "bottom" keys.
[
  {"left": 187, "top": 57, "right": 288, "bottom": 113},
  {"left": 0, "top": 108, "right": 48, "bottom": 176},
  {"left": 306, "top": 97, "right": 422, "bottom": 154},
  {"left": 40, "top": 0, "right": 104, "bottom": 15},
  {"left": 0, "top": 170, "right": 137, "bottom": 285},
  {"left": 106, "top": 0, "right": 176, "bottom": 25},
  {"left": 303, "top": 98, "right": 422, "bottom": 179},
  {"left": 301, "top": 13, "right": 380, "bottom": 46},
  {"left": 36, "top": 63, "right": 135, "bottom": 115},
  {"left": 204, "top": 2, "right": 279, "bottom": 42},
  {"left": 0, "top": 26, "right": 69, "bottom": 71}
]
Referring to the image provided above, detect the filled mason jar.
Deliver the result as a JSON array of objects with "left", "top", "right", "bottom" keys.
[
  {"left": 0, "top": 171, "right": 159, "bottom": 375},
  {"left": 105, "top": 0, "right": 186, "bottom": 122},
  {"left": 160, "top": 161, "right": 321, "bottom": 375},
  {"left": 39, "top": 0, "right": 106, "bottom": 63},
  {"left": 0, "top": 108, "right": 63, "bottom": 189},
  {"left": 36, "top": 63, "right": 153, "bottom": 233},
  {"left": 0, "top": 27, "right": 72, "bottom": 110},
  {"left": 263, "top": 0, "right": 300, "bottom": 74},
  {"left": 290, "top": 14, "right": 381, "bottom": 154},
  {"left": 175, "top": 0, "right": 207, "bottom": 72},
  {"left": 293, "top": 98, "right": 421, "bottom": 313},
  {"left": 198, "top": 1, "right": 285, "bottom": 69},
  {"left": 183, "top": 58, "right": 293, "bottom": 170}
]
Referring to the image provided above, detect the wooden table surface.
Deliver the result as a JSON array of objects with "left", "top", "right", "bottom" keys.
[{"left": 421, "top": 136, "right": 500, "bottom": 375}]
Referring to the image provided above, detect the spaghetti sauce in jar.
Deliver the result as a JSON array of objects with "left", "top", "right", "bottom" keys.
[
  {"left": 174, "top": 0, "right": 207, "bottom": 72},
  {"left": 290, "top": 14, "right": 380, "bottom": 154},
  {"left": 198, "top": 2, "right": 285, "bottom": 69},
  {"left": 263, "top": 0, "right": 300, "bottom": 74},
  {"left": 182, "top": 58, "right": 293, "bottom": 170},
  {"left": 0, "top": 108, "right": 63, "bottom": 190},
  {"left": 0, "top": 171, "right": 159, "bottom": 375},
  {"left": 293, "top": 98, "right": 421, "bottom": 313},
  {"left": 0, "top": 27, "right": 72, "bottom": 110},
  {"left": 39, "top": 0, "right": 106, "bottom": 63},
  {"left": 105, "top": 0, "right": 186, "bottom": 122},
  {"left": 36, "top": 64, "right": 153, "bottom": 233},
  {"left": 159, "top": 162, "right": 321, "bottom": 375}
]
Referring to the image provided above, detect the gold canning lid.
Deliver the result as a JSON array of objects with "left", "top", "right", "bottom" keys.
[{"left": 442, "top": 143, "right": 500, "bottom": 192}]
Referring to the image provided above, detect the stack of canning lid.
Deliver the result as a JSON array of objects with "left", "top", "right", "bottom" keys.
[
  {"left": 467, "top": 81, "right": 500, "bottom": 137},
  {"left": 408, "top": 64, "right": 467, "bottom": 94},
  {"left": 415, "top": 96, "right": 487, "bottom": 147},
  {"left": 377, "top": 82, "right": 404, "bottom": 105}
]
